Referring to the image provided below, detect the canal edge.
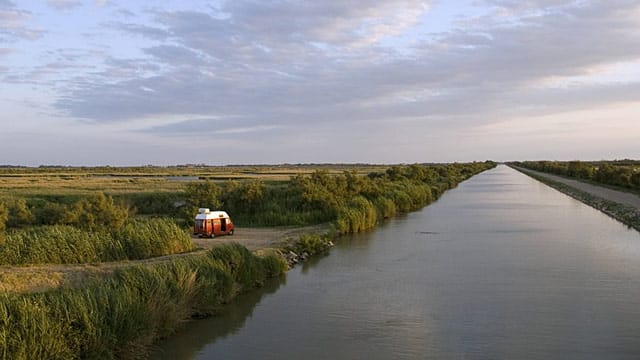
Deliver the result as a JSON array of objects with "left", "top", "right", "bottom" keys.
[{"left": 509, "top": 165, "right": 640, "bottom": 232}]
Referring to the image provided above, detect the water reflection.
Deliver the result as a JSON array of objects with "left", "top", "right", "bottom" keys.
[{"left": 152, "top": 274, "right": 286, "bottom": 359}]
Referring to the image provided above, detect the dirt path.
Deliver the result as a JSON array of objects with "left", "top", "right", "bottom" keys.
[
  {"left": 192, "top": 224, "right": 328, "bottom": 251},
  {"left": 0, "top": 224, "right": 329, "bottom": 294},
  {"left": 512, "top": 166, "right": 640, "bottom": 210}
]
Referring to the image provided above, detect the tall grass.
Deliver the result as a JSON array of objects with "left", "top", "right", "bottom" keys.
[
  {"left": 0, "top": 218, "right": 193, "bottom": 265},
  {"left": 113, "top": 218, "right": 194, "bottom": 260},
  {"left": 0, "top": 244, "right": 287, "bottom": 360}
]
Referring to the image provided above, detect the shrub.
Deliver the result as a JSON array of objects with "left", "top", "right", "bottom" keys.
[
  {"left": 32, "top": 202, "right": 67, "bottom": 226},
  {"left": 284, "top": 233, "right": 333, "bottom": 256},
  {"left": 5, "top": 198, "right": 34, "bottom": 228},
  {"left": 63, "top": 193, "right": 130, "bottom": 231},
  {"left": 0, "top": 202, "right": 7, "bottom": 234},
  {"left": 335, "top": 196, "right": 377, "bottom": 233}
]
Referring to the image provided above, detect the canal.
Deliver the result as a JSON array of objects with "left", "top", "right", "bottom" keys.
[{"left": 155, "top": 165, "right": 640, "bottom": 359}]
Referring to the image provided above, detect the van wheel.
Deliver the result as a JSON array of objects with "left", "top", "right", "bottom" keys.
[
  {"left": 210, "top": 233, "right": 215, "bottom": 239},
  {"left": 229, "top": 229, "right": 234, "bottom": 235}
]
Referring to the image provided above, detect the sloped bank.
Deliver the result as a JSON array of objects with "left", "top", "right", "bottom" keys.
[{"left": 512, "top": 166, "right": 640, "bottom": 232}]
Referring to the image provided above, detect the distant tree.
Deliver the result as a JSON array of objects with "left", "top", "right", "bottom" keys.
[
  {"left": 240, "top": 180, "right": 265, "bottom": 214},
  {"left": 632, "top": 172, "right": 640, "bottom": 190},
  {"left": 183, "top": 180, "right": 222, "bottom": 224},
  {"left": 567, "top": 161, "right": 583, "bottom": 178}
]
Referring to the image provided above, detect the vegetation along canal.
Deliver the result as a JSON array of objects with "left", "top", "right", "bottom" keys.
[{"left": 155, "top": 165, "right": 640, "bottom": 359}]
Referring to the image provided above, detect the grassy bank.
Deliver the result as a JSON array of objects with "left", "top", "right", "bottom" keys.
[
  {"left": 514, "top": 167, "right": 640, "bottom": 232},
  {"left": 0, "top": 243, "right": 286, "bottom": 360}
]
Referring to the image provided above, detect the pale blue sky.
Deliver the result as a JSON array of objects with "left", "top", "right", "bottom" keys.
[{"left": 1, "top": 0, "right": 639, "bottom": 165}]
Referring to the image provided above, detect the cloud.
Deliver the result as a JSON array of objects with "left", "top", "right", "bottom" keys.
[
  {"left": 142, "top": 117, "right": 280, "bottom": 136},
  {"left": 0, "top": 3, "right": 45, "bottom": 41},
  {"left": 47, "top": 0, "right": 82, "bottom": 10},
  {"left": 50, "top": 0, "right": 640, "bottom": 142},
  {"left": 221, "top": 0, "right": 431, "bottom": 47},
  {"left": 114, "top": 22, "right": 169, "bottom": 40}
]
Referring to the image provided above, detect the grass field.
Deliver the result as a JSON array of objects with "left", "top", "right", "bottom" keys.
[{"left": 0, "top": 164, "right": 392, "bottom": 197}]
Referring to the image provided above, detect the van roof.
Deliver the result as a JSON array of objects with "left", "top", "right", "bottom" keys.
[{"left": 195, "top": 210, "right": 230, "bottom": 220}]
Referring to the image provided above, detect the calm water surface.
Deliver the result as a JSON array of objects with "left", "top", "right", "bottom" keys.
[{"left": 156, "top": 165, "right": 640, "bottom": 359}]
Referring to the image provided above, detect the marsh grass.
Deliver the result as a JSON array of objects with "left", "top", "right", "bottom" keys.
[
  {"left": 0, "top": 218, "right": 194, "bottom": 265},
  {"left": 0, "top": 244, "right": 286, "bottom": 360}
]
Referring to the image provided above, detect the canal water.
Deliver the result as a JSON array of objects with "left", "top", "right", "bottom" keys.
[{"left": 155, "top": 165, "right": 640, "bottom": 359}]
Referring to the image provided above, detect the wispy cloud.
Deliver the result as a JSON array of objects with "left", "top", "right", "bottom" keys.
[
  {"left": 47, "top": 0, "right": 82, "bottom": 11},
  {"left": 0, "top": 2, "right": 45, "bottom": 41}
]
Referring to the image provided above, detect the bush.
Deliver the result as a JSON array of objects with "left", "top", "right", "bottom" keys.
[
  {"left": 32, "top": 202, "right": 67, "bottom": 226},
  {"left": 0, "top": 202, "right": 7, "bottom": 234},
  {"left": 4, "top": 198, "right": 34, "bottom": 228},
  {"left": 183, "top": 181, "right": 222, "bottom": 225},
  {"left": 284, "top": 233, "right": 334, "bottom": 256},
  {"left": 63, "top": 193, "right": 130, "bottom": 231},
  {"left": 336, "top": 196, "right": 377, "bottom": 233}
]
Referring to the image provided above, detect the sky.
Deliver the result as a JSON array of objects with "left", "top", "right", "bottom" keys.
[{"left": 1, "top": 0, "right": 639, "bottom": 166}]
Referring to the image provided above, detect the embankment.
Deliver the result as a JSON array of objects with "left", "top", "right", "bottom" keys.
[{"left": 511, "top": 165, "right": 640, "bottom": 232}]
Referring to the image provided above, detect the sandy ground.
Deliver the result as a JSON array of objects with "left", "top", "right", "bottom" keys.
[
  {"left": 192, "top": 224, "right": 328, "bottom": 251},
  {"left": 513, "top": 166, "right": 640, "bottom": 210},
  {"left": 0, "top": 224, "right": 329, "bottom": 294}
]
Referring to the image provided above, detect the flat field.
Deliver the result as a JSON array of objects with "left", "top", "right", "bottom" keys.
[{"left": 0, "top": 164, "right": 391, "bottom": 196}]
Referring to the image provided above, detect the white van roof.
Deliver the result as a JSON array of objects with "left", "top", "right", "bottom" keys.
[{"left": 195, "top": 210, "right": 231, "bottom": 220}]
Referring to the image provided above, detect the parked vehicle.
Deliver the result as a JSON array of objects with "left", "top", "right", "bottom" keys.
[{"left": 193, "top": 208, "right": 235, "bottom": 238}]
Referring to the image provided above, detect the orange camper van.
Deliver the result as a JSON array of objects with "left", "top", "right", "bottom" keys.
[{"left": 194, "top": 208, "right": 235, "bottom": 238}]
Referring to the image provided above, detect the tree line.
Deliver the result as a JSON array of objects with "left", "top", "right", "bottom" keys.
[{"left": 514, "top": 160, "right": 640, "bottom": 192}]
